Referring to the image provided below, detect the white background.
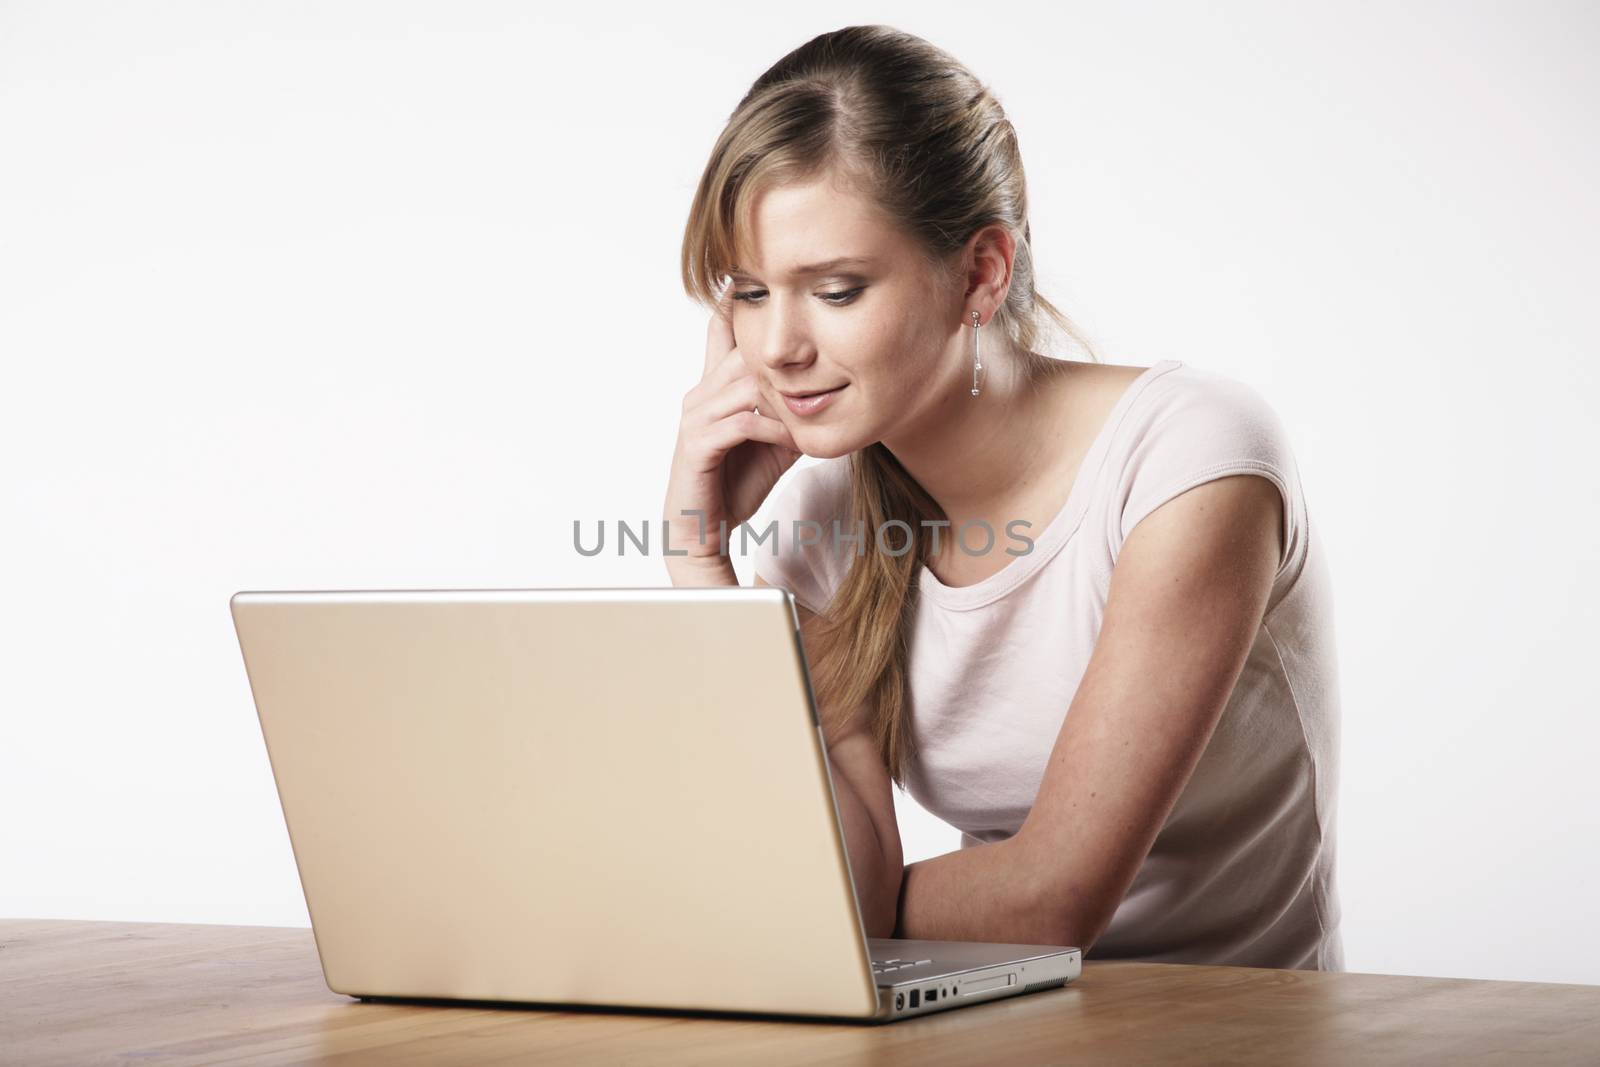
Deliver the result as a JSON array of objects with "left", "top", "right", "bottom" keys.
[{"left": 3, "top": 1, "right": 1596, "bottom": 985}]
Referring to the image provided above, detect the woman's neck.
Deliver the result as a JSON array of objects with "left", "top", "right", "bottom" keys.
[{"left": 882, "top": 351, "right": 1076, "bottom": 530}]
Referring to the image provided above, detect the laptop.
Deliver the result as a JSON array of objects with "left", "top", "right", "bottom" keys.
[{"left": 229, "top": 586, "right": 1081, "bottom": 1023}]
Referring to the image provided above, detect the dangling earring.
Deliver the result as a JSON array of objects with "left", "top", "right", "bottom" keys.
[{"left": 969, "top": 309, "right": 984, "bottom": 397}]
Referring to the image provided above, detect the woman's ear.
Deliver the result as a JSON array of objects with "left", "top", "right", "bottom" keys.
[{"left": 962, "top": 223, "right": 1016, "bottom": 318}]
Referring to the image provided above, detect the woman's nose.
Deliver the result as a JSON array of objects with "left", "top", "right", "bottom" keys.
[{"left": 755, "top": 305, "right": 815, "bottom": 371}]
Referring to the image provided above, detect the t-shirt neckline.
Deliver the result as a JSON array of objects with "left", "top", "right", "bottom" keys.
[{"left": 916, "top": 359, "right": 1184, "bottom": 611}]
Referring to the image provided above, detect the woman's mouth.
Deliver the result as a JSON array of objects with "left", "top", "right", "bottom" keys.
[{"left": 780, "top": 384, "right": 847, "bottom": 416}]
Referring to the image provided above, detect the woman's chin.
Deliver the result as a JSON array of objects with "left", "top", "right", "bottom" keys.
[{"left": 789, "top": 432, "right": 855, "bottom": 461}]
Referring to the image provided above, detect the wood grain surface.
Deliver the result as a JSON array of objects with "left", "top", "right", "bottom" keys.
[{"left": 3, "top": 919, "right": 1596, "bottom": 1065}]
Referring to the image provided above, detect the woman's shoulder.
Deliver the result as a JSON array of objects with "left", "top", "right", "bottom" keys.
[
  {"left": 758, "top": 455, "right": 854, "bottom": 528},
  {"left": 1130, "top": 359, "right": 1288, "bottom": 427},
  {"left": 1103, "top": 360, "right": 1309, "bottom": 578},
  {"left": 1110, "top": 360, "right": 1299, "bottom": 475},
  {"left": 748, "top": 456, "right": 858, "bottom": 613}
]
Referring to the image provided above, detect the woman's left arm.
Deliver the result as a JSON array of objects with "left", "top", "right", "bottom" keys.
[{"left": 893, "top": 473, "right": 1285, "bottom": 949}]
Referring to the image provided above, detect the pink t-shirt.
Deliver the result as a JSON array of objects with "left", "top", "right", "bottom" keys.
[{"left": 750, "top": 359, "right": 1344, "bottom": 970}]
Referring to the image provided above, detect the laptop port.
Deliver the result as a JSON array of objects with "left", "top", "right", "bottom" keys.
[
  {"left": 895, "top": 992, "right": 904, "bottom": 1010},
  {"left": 909, "top": 989, "right": 920, "bottom": 1008},
  {"left": 926, "top": 988, "right": 939, "bottom": 1002}
]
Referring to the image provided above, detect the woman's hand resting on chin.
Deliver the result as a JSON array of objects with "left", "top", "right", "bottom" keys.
[{"left": 662, "top": 290, "right": 802, "bottom": 584}]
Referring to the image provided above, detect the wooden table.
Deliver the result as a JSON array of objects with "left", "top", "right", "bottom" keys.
[{"left": 3, "top": 919, "right": 1597, "bottom": 1065}]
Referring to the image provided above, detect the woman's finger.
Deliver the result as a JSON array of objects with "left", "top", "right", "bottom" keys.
[
  {"left": 703, "top": 284, "right": 737, "bottom": 376},
  {"left": 699, "top": 407, "right": 801, "bottom": 457},
  {"left": 700, "top": 343, "right": 755, "bottom": 400},
  {"left": 686, "top": 370, "right": 765, "bottom": 428}
]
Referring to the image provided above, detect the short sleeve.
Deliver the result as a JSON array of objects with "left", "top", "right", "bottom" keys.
[
  {"left": 748, "top": 457, "right": 857, "bottom": 615},
  {"left": 1111, "top": 369, "right": 1306, "bottom": 579}
]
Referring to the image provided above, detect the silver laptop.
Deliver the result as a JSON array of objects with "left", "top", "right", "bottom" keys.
[{"left": 229, "top": 586, "right": 1080, "bottom": 1023}]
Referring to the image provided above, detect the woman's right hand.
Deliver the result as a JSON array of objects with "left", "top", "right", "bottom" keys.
[{"left": 662, "top": 291, "right": 803, "bottom": 576}]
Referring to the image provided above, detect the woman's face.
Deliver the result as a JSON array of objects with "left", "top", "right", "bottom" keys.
[{"left": 727, "top": 172, "right": 964, "bottom": 459}]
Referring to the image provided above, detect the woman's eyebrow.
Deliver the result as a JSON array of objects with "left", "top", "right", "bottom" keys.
[{"left": 729, "top": 256, "right": 874, "bottom": 282}]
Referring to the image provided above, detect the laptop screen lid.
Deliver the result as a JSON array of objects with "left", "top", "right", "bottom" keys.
[{"left": 230, "top": 587, "right": 879, "bottom": 1019}]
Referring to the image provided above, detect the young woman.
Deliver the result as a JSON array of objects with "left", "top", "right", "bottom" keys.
[{"left": 662, "top": 25, "right": 1342, "bottom": 970}]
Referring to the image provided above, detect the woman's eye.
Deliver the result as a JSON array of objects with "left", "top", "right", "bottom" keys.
[{"left": 728, "top": 287, "right": 865, "bottom": 306}]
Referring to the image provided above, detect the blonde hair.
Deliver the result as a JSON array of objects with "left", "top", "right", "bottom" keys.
[{"left": 680, "top": 25, "right": 1099, "bottom": 787}]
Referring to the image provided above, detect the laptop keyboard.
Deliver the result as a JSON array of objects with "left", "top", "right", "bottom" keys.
[{"left": 871, "top": 957, "right": 933, "bottom": 976}]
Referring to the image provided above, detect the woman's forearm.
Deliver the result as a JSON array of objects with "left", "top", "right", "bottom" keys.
[
  {"left": 830, "top": 770, "right": 900, "bottom": 938},
  {"left": 664, "top": 553, "right": 739, "bottom": 588}
]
